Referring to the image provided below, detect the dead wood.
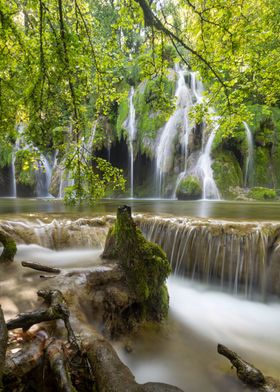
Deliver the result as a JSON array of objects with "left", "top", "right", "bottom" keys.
[
  {"left": 0, "top": 305, "right": 8, "bottom": 389},
  {"left": 218, "top": 344, "right": 280, "bottom": 391},
  {"left": 4, "top": 335, "right": 45, "bottom": 382},
  {"left": 45, "top": 338, "right": 77, "bottom": 392},
  {"left": 21, "top": 261, "right": 61, "bottom": 274},
  {"left": 6, "top": 290, "right": 78, "bottom": 349}
]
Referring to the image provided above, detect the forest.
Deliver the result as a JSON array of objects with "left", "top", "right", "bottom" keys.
[{"left": 1, "top": 1, "right": 280, "bottom": 392}]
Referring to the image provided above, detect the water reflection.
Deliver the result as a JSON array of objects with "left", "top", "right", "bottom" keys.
[{"left": 1, "top": 198, "right": 280, "bottom": 221}]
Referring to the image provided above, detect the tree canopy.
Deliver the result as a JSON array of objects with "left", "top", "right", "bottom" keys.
[{"left": 1, "top": 0, "right": 280, "bottom": 202}]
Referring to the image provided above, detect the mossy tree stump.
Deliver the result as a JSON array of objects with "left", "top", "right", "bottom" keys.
[
  {"left": 0, "top": 230, "right": 17, "bottom": 264},
  {"left": 102, "top": 205, "right": 171, "bottom": 321}
]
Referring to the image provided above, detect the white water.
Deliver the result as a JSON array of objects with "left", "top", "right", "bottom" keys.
[
  {"left": 36, "top": 154, "right": 54, "bottom": 197},
  {"left": 156, "top": 66, "right": 192, "bottom": 196},
  {"left": 1, "top": 237, "right": 280, "bottom": 391},
  {"left": 195, "top": 128, "right": 220, "bottom": 199},
  {"left": 243, "top": 121, "right": 254, "bottom": 187},
  {"left": 127, "top": 87, "right": 137, "bottom": 198},
  {"left": 119, "top": 276, "right": 280, "bottom": 391}
]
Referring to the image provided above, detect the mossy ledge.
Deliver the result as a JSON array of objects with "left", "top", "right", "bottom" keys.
[
  {"left": 102, "top": 205, "right": 171, "bottom": 321},
  {"left": 0, "top": 230, "right": 17, "bottom": 263}
]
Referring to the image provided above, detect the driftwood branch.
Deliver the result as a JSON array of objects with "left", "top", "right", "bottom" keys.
[
  {"left": 21, "top": 261, "right": 61, "bottom": 274},
  {"left": 6, "top": 290, "right": 77, "bottom": 348},
  {"left": 217, "top": 344, "right": 280, "bottom": 391},
  {"left": 45, "top": 338, "right": 77, "bottom": 392},
  {"left": 0, "top": 305, "right": 8, "bottom": 388}
]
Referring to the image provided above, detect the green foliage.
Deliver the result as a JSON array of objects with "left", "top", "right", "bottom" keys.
[
  {"left": 248, "top": 187, "right": 277, "bottom": 201},
  {"left": 133, "top": 76, "right": 175, "bottom": 155},
  {"left": 116, "top": 94, "right": 129, "bottom": 138},
  {"left": 64, "top": 150, "right": 126, "bottom": 206},
  {"left": 15, "top": 150, "right": 37, "bottom": 187},
  {"left": 176, "top": 176, "right": 202, "bottom": 200}
]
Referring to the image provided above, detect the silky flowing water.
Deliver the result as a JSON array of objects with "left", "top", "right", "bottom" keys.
[{"left": 1, "top": 199, "right": 280, "bottom": 391}]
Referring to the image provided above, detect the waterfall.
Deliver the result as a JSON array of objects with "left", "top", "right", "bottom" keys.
[
  {"left": 156, "top": 66, "right": 192, "bottom": 197},
  {"left": 172, "top": 72, "right": 204, "bottom": 198},
  {"left": 36, "top": 154, "right": 54, "bottom": 197},
  {"left": 137, "top": 215, "right": 280, "bottom": 298},
  {"left": 10, "top": 155, "right": 16, "bottom": 197},
  {"left": 243, "top": 121, "right": 254, "bottom": 187},
  {"left": 194, "top": 125, "right": 220, "bottom": 200},
  {"left": 127, "top": 87, "right": 137, "bottom": 198}
]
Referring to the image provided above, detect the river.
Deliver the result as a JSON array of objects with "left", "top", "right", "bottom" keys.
[{"left": 0, "top": 198, "right": 280, "bottom": 391}]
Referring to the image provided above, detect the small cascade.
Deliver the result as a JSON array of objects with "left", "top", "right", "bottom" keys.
[
  {"left": 10, "top": 155, "right": 17, "bottom": 197},
  {"left": 156, "top": 66, "right": 192, "bottom": 197},
  {"left": 36, "top": 154, "right": 54, "bottom": 197},
  {"left": 172, "top": 72, "right": 204, "bottom": 198},
  {"left": 243, "top": 121, "right": 254, "bottom": 187},
  {"left": 137, "top": 216, "right": 280, "bottom": 298},
  {"left": 194, "top": 126, "right": 220, "bottom": 199},
  {"left": 127, "top": 87, "right": 137, "bottom": 198}
]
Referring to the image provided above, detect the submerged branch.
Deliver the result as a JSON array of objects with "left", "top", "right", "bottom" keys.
[
  {"left": 217, "top": 344, "right": 280, "bottom": 391},
  {"left": 21, "top": 261, "right": 61, "bottom": 274}
]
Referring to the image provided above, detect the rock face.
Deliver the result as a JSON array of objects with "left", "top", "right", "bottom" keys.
[
  {"left": 102, "top": 205, "right": 171, "bottom": 322},
  {"left": 176, "top": 175, "right": 202, "bottom": 200}
]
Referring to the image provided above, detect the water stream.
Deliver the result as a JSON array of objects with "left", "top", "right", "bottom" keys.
[
  {"left": 127, "top": 87, "right": 137, "bottom": 198},
  {"left": 243, "top": 121, "right": 254, "bottom": 187},
  {"left": 1, "top": 239, "right": 279, "bottom": 392},
  {"left": 156, "top": 66, "right": 192, "bottom": 197},
  {"left": 194, "top": 129, "right": 220, "bottom": 199}
]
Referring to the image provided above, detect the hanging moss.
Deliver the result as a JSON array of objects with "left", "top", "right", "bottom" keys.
[
  {"left": 116, "top": 94, "right": 129, "bottom": 139},
  {"left": 102, "top": 205, "right": 171, "bottom": 321},
  {"left": 212, "top": 150, "right": 243, "bottom": 198}
]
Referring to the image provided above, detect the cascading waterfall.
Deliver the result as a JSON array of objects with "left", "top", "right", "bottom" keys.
[
  {"left": 194, "top": 126, "right": 220, "bottom": 199},
  {"left": 2, "top": 214, "right": 280, "bottom": 298},
  {"left": 127, "top": 87, "right": 137, "bottom": 198},
  {"left": 36, "top": 154, "right": 54, "bottom": 197},
  {"left": 156, "top": 66, "right": 192, "bottom": 197},
  {"left": 172, "top": 72, "right": 204, "bottom": 198},
  {"left": 137, "top": 215, "right": 280, "bottom": 298},
  {"left": 243, "top": 121, "right": 254, "bottom": 187}
]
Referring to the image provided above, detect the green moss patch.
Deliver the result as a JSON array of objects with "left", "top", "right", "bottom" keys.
[
  {"left": 248, "top": 187, "right": 277, "bottom": 201},
  {"left": 176, "top": 176, "right": 202, "bottom": 200}
]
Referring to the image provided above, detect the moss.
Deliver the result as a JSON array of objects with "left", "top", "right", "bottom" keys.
[
  {"left": 133, "top": 76, "right": 176, "bottom": 156},
  {"left": 253, "top": 147, "right": 272, "bottom": 187},
  {"left": 212, "top": 150, "right": 242, "bottom": 198},
  {"left": 103, "top": 206, "right": 171, "bottom": 321},
  {"left": 0, "top": 231, "right": 17, "bottom": 263},
  {"left": 116, "top": 94, "right": 129, "bottom": 139},
  {"left": 248, "top": 187, "right": 277, "bottom": 201},
  {"left": 176, "top": 176, "right": 202, "bottom": 200}
]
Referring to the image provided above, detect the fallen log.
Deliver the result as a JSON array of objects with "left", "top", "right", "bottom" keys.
[
  {"left": 217, "top": 344, "right": 280, "bottom": 391},
  {"left": 45, "top": 338, "right": 77, "bottom": 392},
  {"left": 21, "top": 261, "right": 61, "bottom": 274},
  {"left": 0, "top": 305, "right": 8, "bottom": 389}
]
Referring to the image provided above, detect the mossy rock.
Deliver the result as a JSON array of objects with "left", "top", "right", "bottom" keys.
[
  {"left": 248, "top": 187, "right": 277, "bottom": 201},
  {"left": 102, "top": 205, "right": 171, "bottom": 321},
  {"left": 212, "top": 150, "right": 242, "bottom": 199},
  {"left": 176, "top": 176, "right": 202, "bottom": 200},
  {"left": 0, "top": 230, "right": 17, "bottom": 263}
]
